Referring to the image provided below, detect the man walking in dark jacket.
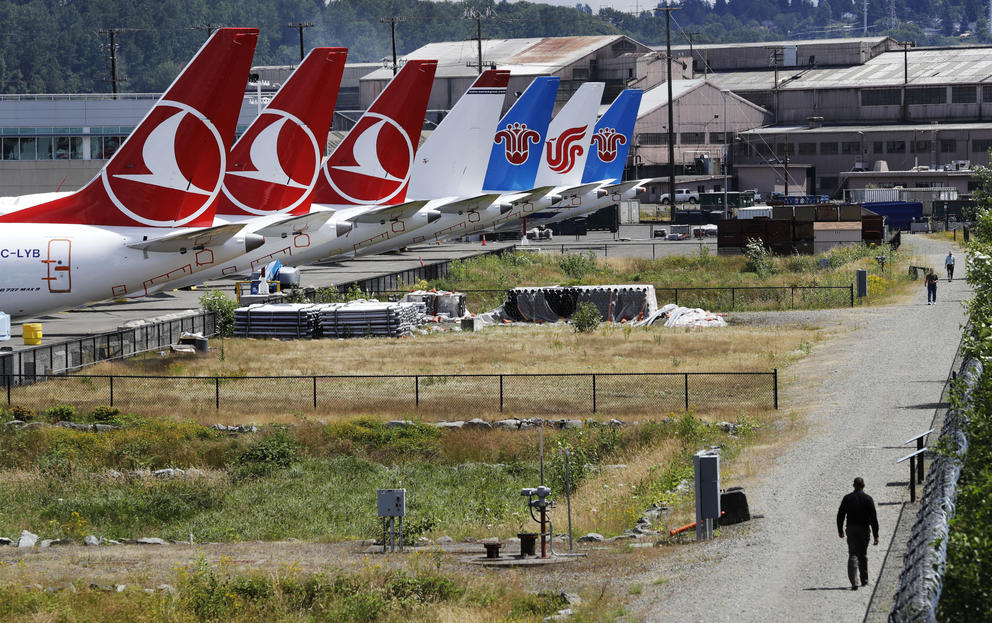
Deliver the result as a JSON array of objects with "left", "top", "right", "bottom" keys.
[{"left": 837, "top": 477, "right": 880, "bottom": 590}]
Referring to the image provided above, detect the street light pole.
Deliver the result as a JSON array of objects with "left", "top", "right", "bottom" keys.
[
  {"left": 722, "top": 89, "right": 729, "bottom": 219},
  {"left": 656, "top": 5, "right": 681, "bottom": 208}
]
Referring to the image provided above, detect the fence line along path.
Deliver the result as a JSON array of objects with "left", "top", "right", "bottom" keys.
[{"left": 6, "top": 370, "right": 778, "bottom": 418}]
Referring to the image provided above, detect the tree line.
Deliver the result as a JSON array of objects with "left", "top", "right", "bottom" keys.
[{"left": 0, "top": 0, "right": 987, "bottom": 94}]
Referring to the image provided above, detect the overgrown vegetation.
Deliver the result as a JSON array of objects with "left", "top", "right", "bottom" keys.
[
  {"left": 938, "top": 164, "right": 992, "bottom": 621},
  {"left": 571, "top": 302, "right": 601, "bottom": 333},
  {"left": 432, "top": 245, "right": 914, "bottom": 313},
  {"left": 199, "top": 291, "right": 239, "bottom": 337}
]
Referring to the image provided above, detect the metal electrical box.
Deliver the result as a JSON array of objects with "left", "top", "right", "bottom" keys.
[
  {"left": 377, "top": 489, "right": 406, "bottom": 517},
  {"left": 694, "top": 451, "right": 721, "bottom": 519}
]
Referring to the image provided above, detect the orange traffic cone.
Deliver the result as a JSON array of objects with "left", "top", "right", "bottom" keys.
[{"left": 482, "top": 234, "right": 487, "bottom": 246}]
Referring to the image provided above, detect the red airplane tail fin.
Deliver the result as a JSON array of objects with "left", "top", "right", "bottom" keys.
[
  {"left": 219, "top": 46, "right": 348, "bottom": 217},
  {"left": 310, "top": 59, "right": 438, "bottom": 207},
  {"left": 1, "top": 27, "right": 259, "bottom": 227}
]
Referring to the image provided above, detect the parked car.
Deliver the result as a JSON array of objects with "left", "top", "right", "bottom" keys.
[{"left": 659, "top": 188, "right": 699, "bottom": 205}]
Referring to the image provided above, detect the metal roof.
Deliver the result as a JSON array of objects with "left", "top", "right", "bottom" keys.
[
  {"left": 361, "top": 35, "right": 644, "bottom": 81},
  {"left": 708, "top": 45, "right": 992, "bottom": 90},
  {"left": 666, "top": 36, "right": 893, "bottom": 53},
  {"left": 636, "top": 79, "right": 769, "bottom": 117},
  {"left": 742, "top": 122, "right": 992, "bottom": 135}
]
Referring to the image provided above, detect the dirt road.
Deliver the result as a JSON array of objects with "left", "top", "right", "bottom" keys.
[{"left": 628, "top": 236, "right": 969, "bottom": 622}]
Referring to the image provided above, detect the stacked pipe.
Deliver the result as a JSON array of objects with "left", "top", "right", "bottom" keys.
[
  {"left": 319, "top": 301, "right": 426, "bottom": 338},
  {"left": 402, "top": 290, "right": 467, "bottom": 318},
  {"left": 233, "top": 304, "right": 322, "bottom": 339},
  {"left": 503, "top": 285, "right": 658, "bottom": 323}
]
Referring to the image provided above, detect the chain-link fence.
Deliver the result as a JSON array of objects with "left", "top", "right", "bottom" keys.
[
  {"left": 0, "top": 312, "right": 216, "bottom": 382},
  {"left": 4, "top": 370, "right": 777, "bottom": 418},
  {"left": 888, "top": 356, "right": 982, "bottom": 623}
]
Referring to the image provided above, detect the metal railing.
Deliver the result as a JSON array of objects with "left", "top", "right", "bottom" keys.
[
  {"left": 0, "top": 311, "right": 215, "bottom": 383},
  {"left": 4, "top": 370, "right": 778, "bottom": 416}
]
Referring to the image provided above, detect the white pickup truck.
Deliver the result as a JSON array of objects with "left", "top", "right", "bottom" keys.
[{"left": 659, "top": 189, "right": 699, "bottom": 204}]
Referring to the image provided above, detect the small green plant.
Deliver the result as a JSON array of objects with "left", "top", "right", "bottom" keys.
[
  {"left": 44, "top": 404, "right": 76, "bottom": 423},
  {"left": 6, "top": 405, "right": 34, "bottom": 421},
  {"left": 743, "top": 238, "right": 775, "bottom": 276},
  {"left": 231, "top": 428, "right": 300, "bottom": 480},
  {"left": 199, "top": 290, "right": 239, "bottom": 337},
  {"left": 571, "top": 302, "right": 601, "bottom": 333}
]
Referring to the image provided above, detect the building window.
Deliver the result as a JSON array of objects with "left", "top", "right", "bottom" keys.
[
  {"left": 861, "top": 89, "right": 901, "bottom": 106},
  {"left": 905, "top": 87, "right": 947, "bottom": 105},
  {"left": 912, "top": 140, "right": 932, "bottom": 153},
  {"left": 572, "top": 67, "right": 589, "bottom": 80},
  {"left": 819, "top": 177, "right": 839, "bottom": 190},
  {"left": 1, "top": 137, "right": 17, "bottom": 160},
  {"left": 709, "top": 132, "right": 728, "bottom": 144},
  {"left": 841, "top": 142, "right": 860, "bottom": 154},
  {"left": 640, "top": 133, "right": 667, "bottom": 146},
  {"left": 798, "top": 142, "right": 816, "bottom": 155},
  {"left": 680, "top": 132, "right": 705, "bottom": 144},
  {"left": 886, "top": 141, "right": 906, "bottom": 153},
  {"left": 952, "top": 86, "right": 977, "bottom": 103},
  {"left": 940, "top": 139, "right": 957, "bottom": 153},
  {"left": 873, "top": 141, "right": 884, "bottom": 154},
  {"left": 820, "top": 142, "right": 839, "bottom": 155},
  {"left": 972, "top": 139, "right": 992, "bottom": 153},
  {"left": 983, "top": 86, "right": 992, "bottom": 102}
]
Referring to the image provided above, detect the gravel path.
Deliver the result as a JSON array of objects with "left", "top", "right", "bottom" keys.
[{"left": 628, "top": 235, "right": 969, "bottom": 622}]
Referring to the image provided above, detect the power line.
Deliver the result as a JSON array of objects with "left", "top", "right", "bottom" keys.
[
  {"left": 379, "top": 17, "right": 408, "bottom": 76},
  {"left": 287, "top": 22, "right": 314, "bottom": 62},
  {"left": 98, "top": 28, "right": 127, "bottom": 97}
]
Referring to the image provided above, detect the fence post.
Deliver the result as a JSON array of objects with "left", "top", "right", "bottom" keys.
[
  {"left": 109, "top": 376, "right": 114, "bottom": 407},
  {"left": 312, "top": 376, "right": 317, "bottom": 409},
  {"left": 5, "top": 373, "right": 9, "bottom": 406},
  {"left": 415, "top": 375, "right": 419, "bottom": 408},
  {"left": 731, "top": 288, "right": 735, "bottom": 310},
  {"left": 592, "top": 375, "right": 597, "bottom": 413},
  {"left": 791, "top": 286, "right": 795, "bottom": 309},
  {"left": 675, "top": 288, "right": 679, "bottom": 306},
  {"left": 849, "top": 283, "right": 854, "bottom": 307},
  {"left": 215, "top": 377, "right": 220, "bottom": 409},
  {"left": 773, "top": 369, "right": 779, "bottom": 409},
  {"left": 499, "top": 375, "right": 504, "bottom": 412},
  {"left": 684, "top": 373, "right": 689, "bottom": 411}
]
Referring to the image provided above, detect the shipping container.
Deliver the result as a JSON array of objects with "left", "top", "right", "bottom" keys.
[
  {"left": 814, "top": 221, "right": 862, "bottom": 243},
  {"left": 773, "top": 206, "right": 795, "bottom": 220},
  {"left": 861, "top": 202, "right": 923, "bottom": 231},
  {"left": 586, "top": 206, "right": 619, "bottom": 232},
  {"left": 700, "top": 191, "right": 756, "bottom": 210},
  {"left": 839, "top": 204, "right": 862, "bottom": 221},
  {"left": 737, "top": 207, "right": 774, "bottom": 220},
  {"left": 847, "top": 188, "right": 899, "bottom": 203},
  {"left": 795, "top": 206, "right": 816, "bottom": 221},
  {"left": 793, "top": 220, "right": 814, "bottom": 241},
  {"left": 816, "top": 205, "right": 839, "bottom": 221},
  {"left": 932, "top": 199, "right": 975, "bottom": 220}
]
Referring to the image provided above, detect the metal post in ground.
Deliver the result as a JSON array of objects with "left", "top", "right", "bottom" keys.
[
  {"left": 684, "top": 373, "right": 689, "bottom": 411},
  {"left": 499, "top": 375, "right": 504, "bottom": 412},
  {"left": 592, "top": 375, "right": 597, "bottom": 413},
  {"left": 415, "top": 375, "right": 420, "bottom": 408},
  {"left": 313, "top": 376, "right": 317, "bottom": 409},
  {"left": 773, "top": 369, "right": 778, "bottom": 409},
  {"left": 110, "top": 375, "right": 114, "bottom": 407},
  {"left": 215, "top": 377, "right": 220, "bottom": 409}
]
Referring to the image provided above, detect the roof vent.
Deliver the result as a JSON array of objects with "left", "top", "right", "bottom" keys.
[{"left": 807, "top": 116, "right": 824, "bottom": 128}]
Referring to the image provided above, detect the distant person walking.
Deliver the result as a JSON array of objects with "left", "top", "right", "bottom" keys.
[
  {"left": 945, "top": 252, "right": 955, "bottom": 282},
  {"left": 926, "top": 268, "right": 939, "bottom": 305},
  {"left": 837, "top": 477, "right": 879, "bottom": 590}
]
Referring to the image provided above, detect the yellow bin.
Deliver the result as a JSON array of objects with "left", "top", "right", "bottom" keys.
[{"left": 22, "top": 323, "right": 42, "bottom": 345}]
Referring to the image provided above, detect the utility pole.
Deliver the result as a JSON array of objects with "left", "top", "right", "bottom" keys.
[
  {"left": 898, "top": 40, "right": 915, "bottom": 122},
  {"left": 464, "top": 8, "right": 495, "bottom": 74},
  {"left": 656, "top": 4, "right": 681, "bottom": 207},
  {"left": 99, "top": 28, "right": 126, "bottom": 97},
  {"left": 784, "top": 133, "right": 790, "bottom": 197},
  {"left": 767, "top": 48, "right": 783, "bottom": 124},
  {"left": 864, "top": 0, "right": 868, "bottom": 36},
  {"left": 195, "top": 23, "right": 217, "bottom": 40},
  {"left": 288, "top": 22, "right": 314, "bottom": 62},
  {"left": 722, "top": 89, "right": 728, "bottom": 219},
  {"left": 380, "top": 17, "right": 407, "bottom": 75}
]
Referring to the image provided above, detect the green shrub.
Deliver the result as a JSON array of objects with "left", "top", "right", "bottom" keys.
[
  {"left": 89, "top": 405, "right": 120, "bottom": 422},
  {"left": 231, "top": 428, "right": 300, "bottom": 480},
  {"left": 199, "top": 290, "right": 239, "bottom": 337},
  {"left": 44, "top": 404, "right": 76, "bottom": 423},
  {"left": 7, "top": 405, "right": 34, "bottom": 421},
  {"left": 558, "top": 251, "right": 598, "bottom": 279},
  {"left": 743, "top": 238, "right": 774, "bottom": 276},
  {"left": 571, "top": 302, "right": 601, "bottom": 333}
]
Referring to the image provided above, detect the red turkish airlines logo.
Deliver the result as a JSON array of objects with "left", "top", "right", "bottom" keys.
[
  {"left": 545, "top": 125, "right": 587, "bottom": 174},
  {"left": 592, "top": 127, "right": 627, "bottom": 163},
  {"left": 323, "top": 113, "right": 413, "bottom": 206},
  {"left": 494, "top": 122, "right": 541, "bottom": 166},
  {"left": 223, "top": 110, "right": 320, "bottom": 215},
  {"left": 101, "top": 101, "right": 224, "bottom": 227}
]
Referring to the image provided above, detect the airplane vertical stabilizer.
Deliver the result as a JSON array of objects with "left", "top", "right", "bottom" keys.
[
  {"left": 534, "top": 81, "right": 605, "bottom": 188},
  {"left": 407, "top": 69, "right": 509, "bottom": 200},
  {"left": 482, "top": 76, "right": 560, "bottom": 193},
  {"left": 310, "top": 60, "right": 438, "bottom": 207},
  {"left": 0, "top": 28, "right": 259, "bottom": 228},
  {"left": 582, "top": 89, "right": 642, "bottom": 184},
  {"left": 218, "top": 47, "right": 347, "bottom": 217}
]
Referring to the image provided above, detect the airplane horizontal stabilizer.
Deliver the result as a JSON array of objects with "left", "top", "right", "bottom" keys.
[
  {"left": 435, "top": 194, "right": 502, "bottom": 214},
  {"left": 349, "top": 200, "right": 431, "bottom": 223},
  {"left": 126, "top": 223, "right": 247, "bottom": 252},
  {"left": 511, "top": 186, "right": 557, "bottom": 204},
  {"left": 255, "top": 211, "right": 335, "bottom": 236}
]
